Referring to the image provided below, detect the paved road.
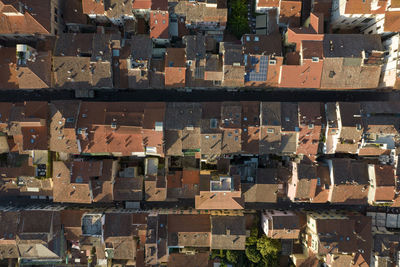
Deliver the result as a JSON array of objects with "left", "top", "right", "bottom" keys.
[
  {"left": 0, "top": 88, "right": 398, "bottom": 102},
  {"left": 2, "top": 196, "right": 399, "bottom": 214}
]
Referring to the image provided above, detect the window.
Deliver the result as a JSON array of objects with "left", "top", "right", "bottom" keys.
[
  {"left": 163, "top": 20, "right": 166, "bottom": 24},
  {"left": 267, "top": 128, "right": 274, "bottom": 133},
  {"left": 254, "top": 36, "right": 259, "bottom": 42},
  {"left": 312, "top": 57, "right": 319, "bottom": 62},
  {"left": 210, "top": 118, "right": 218, "bottom": 129},
  {"left": 155, "top": 19, "right": 158, "bottom": 24},
  {"left": 54, "top": 7, "right": 58, "bottom": 15},
  {"left": 54, "top": 15, "right": 58, "bottom": 22},
  {"left": 308, "top": 124, "right": 314, "bottom": 129},
  {"left": 329, "top": 71, "right": 336, "bottom": 78},
  {"left": 246, "top": 36, "right": 250, "bottom": 41},
  {"left": 269, "top": 59, "right": 276, "bottom": 65},
  {"left": 361, "top": 18, "right": 373, "bottom": 23}
]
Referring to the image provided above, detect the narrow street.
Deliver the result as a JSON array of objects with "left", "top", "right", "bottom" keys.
[
  {"left": 0, "top": 88, "right": 397, "bottom": 102},
  {"left": 1, "top": 196, "right": 399, "bottom": 215}
]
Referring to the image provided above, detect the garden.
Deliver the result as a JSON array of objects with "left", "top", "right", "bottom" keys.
[
  {"left": 227, "top": 0, "right": 251, "bottom": 39},
  {"left": 211, "top": 226, "right": 281, "bottom": 266}
]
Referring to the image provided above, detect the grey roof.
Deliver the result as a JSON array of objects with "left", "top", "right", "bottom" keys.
[
  {"left": 183, "top": 34, "right": 206, "bottom": 61},
  {"left": 211, "top": 215, "right": 246, "bottom": 250},
  {"left": 323, "top": 34, "right": 383, "bottom": 58},
  {"left": 281, "top": 102, "right": 299, "bottom": 132},
  {"left": 261, "top": 102, "right": 281, "bottom": 126},
  {"left": 330, "top": 158, "right": 369, "bottom": 185}
]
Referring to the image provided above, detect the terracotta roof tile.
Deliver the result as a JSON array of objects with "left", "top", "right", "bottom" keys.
[
  {"left": 211, "top": 215, "right": 246, "bottom": 250},
  {"left": 150, "top": 10, "right": 169, "bottom": 39},
  {"left": 280, "top": 0, "right": 302, "bottom": 27},
  {"left": 0, "top": 47, "right": 18, "bottom": 89},
  {"left": 256, "top": 0, "right": 279, "bottom": 8},
  {"left": 0, "top": 2, "right": 50, "bottom": 35},
  {"left": 392, "top": 0, "right": 400, "bottom": 7},
  {"left": 174, "top": 1, "right": 227, "bottom": 25},
  {"left": 49, "top": 101, "right": 80, "bottom": 154},
  {"left": 280, "top": 59, "right": 323, "bottom": 88},
  {"left": 384, "top": 11, "right": 400, "bottom": 32},
  {"left": 82, "top": 0, "right": 105, "bottom": 15},
  {"left": 243, "top": 34, "right": 282, "bottom": 55},
  {"left": 168, "top": 252, "right": 210, "bottom": 267},
  {"left": 133, "top": 0, "right": 152, "bottom": 9}
]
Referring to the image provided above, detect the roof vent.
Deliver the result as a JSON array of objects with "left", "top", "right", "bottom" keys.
[{"left": 155, "top": 122, "right": 163, "bottom": 131}]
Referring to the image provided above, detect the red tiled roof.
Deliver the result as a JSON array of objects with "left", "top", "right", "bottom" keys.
[
  {"left": 345, "top": 0, "right": 372, "bottom": 14},
  {"left": 164, "top": 48, "right": 186, "bottom": 87},
  {"left": 151, "top": 0, "right": 168, "bottom": 10},
  {"left": 280, "top": 59, "right": 323, "bottom": 88},
  {"left": 182, "top": 170, "right": 200, "bottom": 185},
  {"left": 21, "top": 126, "right": 47, "bottom": 150},
  {"left": 280, "top": 0, "right": 302, "bottom": 27},
  {"left": 0, "top": 47, "right": 18, "bottom": 89},
  {"left": 384, "top": 11, "right": 400, "bottom": 32},
  {"left": 195, "top": 191, "right": 244, "bottom": 209},
  {"left": 76, "top": 102, "right": 163, "bottom": 156},
  {"left": 150, "top": 10, "right": 169, "bottom": 39},
  {"left": 0, "top": 0, "right": 52, "bottom": 35},
  {"left": 82, "top": 0, "right": 105, "bottom": 15},
  {"left": 256, "top": 0, "right": 279, "bottom": 8},
  {"left": 375, "top": 186, "right": 395, "bottom": 202},
  {"left": 0, "top": 1, "right": 50, "bottom": 35},
  {"left": 392, "top": 0, "right": 400, "bottom": 8},
  {"left": 132, "top": 0, "right": 151, "bottom": 9}
]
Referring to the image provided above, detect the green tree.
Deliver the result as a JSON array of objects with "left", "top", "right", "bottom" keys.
[
  {"left": 231, "top": 0, "right": 247, "bottom": 16},
  {"left": 245, "top": 246, "right": 261, "bottom": 263},
  {"left": 226, "top": 250, "right": 240, "bottom": 263},
  {"left": 246, "top": 227, "right": 259, "bottom": 246},
  {"left": 211, "top": 249, "right": 225, "bottom": 259},
  {"left": 256, "top": 235, "right": 281, "bottom": 258}
]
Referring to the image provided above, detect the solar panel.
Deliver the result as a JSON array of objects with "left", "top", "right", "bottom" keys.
[{"left": 246, "top": 56, "right": 268, "bottom": 82}]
